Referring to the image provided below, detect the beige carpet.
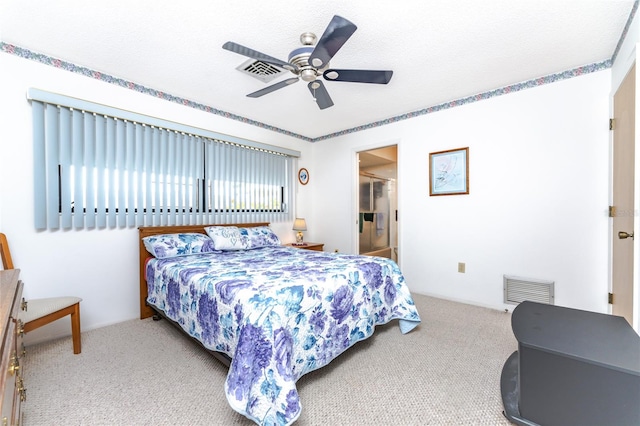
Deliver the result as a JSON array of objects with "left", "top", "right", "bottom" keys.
[{"left": 23, "top": 294, "right": 516, "bottom": 425}]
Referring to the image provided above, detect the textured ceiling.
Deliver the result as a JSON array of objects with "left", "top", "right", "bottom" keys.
[{"left": 1, "top": 1, "right": 636, "bottom": 140}]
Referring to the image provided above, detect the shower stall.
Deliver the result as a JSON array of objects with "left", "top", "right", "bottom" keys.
[{"left": 359, "top": 174, "right": 392, "bottom": 259}]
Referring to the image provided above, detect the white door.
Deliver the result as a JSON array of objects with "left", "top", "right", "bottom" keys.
[{"left": 611, "top": 63, "right": 635, "bottom": 325}]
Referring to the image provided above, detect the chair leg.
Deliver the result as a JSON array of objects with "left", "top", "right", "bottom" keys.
[
  {"left": 70, "top": 303, "right": 81, "bottom": 354},
  {"left": 23, "top": 300, "right": 82, "bottom": 354}
]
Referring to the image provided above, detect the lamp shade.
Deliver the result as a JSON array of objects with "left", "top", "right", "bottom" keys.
[{"left": 292, "top": 218, "right": 307, "bottom": 231}]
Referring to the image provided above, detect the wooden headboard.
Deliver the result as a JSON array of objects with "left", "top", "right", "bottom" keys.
[{"left": 138, "top": 223, "right": 269, "bottom": 319}]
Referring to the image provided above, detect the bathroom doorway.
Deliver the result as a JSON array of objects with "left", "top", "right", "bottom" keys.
[{"left": 357, "top": 145, "right": 398, "bottom": 262}]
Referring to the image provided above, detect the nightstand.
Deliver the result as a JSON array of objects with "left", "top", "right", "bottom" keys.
[{"left": 285, "top": 242, "right": 324, "bottom": 251}]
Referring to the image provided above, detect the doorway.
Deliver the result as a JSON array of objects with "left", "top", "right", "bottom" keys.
[
  {"left": 611, "top": 63, "right": 635, "bottom": 326},
  {"left": 357, "top": 145, "right": 398, "bottom": 262}
]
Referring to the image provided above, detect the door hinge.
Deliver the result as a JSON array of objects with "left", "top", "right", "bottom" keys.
[
  {"left": 608, "top": 292, "right": 614, "bottom": 304},
  {"left": 609, "top": 205, "right": 616, "bottom": 217},
  {"left": 609, "top": 118, "right": 615, "bottom": 130}
]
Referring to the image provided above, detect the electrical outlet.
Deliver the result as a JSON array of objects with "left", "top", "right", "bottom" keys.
[{"left": 458, "top": 262, "right": 465, "bottom": 273}]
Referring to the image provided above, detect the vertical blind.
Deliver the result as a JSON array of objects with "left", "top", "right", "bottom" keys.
[{"left": 28, "top": 89, "right": 299, "bottom": 230}]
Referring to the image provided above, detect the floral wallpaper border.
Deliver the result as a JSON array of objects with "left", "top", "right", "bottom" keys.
[
  {"left": 314, "top": 60, "right": 610, "bottom": 142},
  {"left": 1, "top": 42, "right": 314, "bottom": 142},
  {"left": 1, "top": 1, "right": 636, "bottom": 143}
]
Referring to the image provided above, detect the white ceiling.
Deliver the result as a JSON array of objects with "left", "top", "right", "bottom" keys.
[{"left": 1, "top": 1, "right": 636, "bottom": 140}]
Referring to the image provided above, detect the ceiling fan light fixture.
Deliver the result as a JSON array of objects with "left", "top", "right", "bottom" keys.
[{"left": 300, "top": 68, "right": 317, "bottom": 82}]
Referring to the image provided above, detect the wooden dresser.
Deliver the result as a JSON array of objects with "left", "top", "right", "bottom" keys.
[{"left": 0, "top": 269, "right": 26, "bottom": 426}]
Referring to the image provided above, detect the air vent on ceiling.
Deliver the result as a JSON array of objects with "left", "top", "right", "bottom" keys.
[
  {"left": 503, "top": 275, "right": 555, "bottom": 305},
  {"left": 236, "top": 59, "right": 287, "bottom": 83}
]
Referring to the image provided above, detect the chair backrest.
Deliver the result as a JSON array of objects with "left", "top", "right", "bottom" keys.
[{"left": 0, "top": 233, "right": 14, "bottom": 269}]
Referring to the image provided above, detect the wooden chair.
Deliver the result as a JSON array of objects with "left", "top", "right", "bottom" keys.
[{"left": 0, "top": 233, "right": 82, "bottom": 354}]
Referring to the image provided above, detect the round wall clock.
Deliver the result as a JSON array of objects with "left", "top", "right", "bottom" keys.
[{"left": 298, "top": 168, "right": 309, "bottom": 185}]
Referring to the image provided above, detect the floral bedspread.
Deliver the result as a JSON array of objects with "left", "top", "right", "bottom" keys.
[{"left": 146, "top": 246, "right": 421, "bottom": 425}]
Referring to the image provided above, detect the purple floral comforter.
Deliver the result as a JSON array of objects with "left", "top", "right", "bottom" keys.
[{"left": 146, "top": 246, "right": 421, "bottom": 425}]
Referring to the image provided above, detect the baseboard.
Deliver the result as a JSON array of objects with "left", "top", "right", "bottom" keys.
[{"left": 415, "top": 291, "right": 514, "bottom": 314}]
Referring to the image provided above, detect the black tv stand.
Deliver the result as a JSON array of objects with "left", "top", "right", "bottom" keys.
[{"left": 501, "top": 301, "right": 640, "bottom": 425}]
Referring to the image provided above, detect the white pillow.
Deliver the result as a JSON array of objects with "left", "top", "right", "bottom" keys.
[{"left": 204, "top": 226, "right": 250, "bottom": 250}]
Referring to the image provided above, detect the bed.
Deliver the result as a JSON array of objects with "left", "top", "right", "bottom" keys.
[{"left": 138, "top": 223, "right": 421, "bottom": 425}]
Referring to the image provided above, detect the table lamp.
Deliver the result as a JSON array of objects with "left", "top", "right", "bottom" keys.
[{"left": 293, "top": 218, "right": 307, "bottom": 244}]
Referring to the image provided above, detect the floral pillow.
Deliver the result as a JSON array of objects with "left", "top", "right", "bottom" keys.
[
  {"left": 241, "top": 226, "right": 281, "bottom": 249},
  {"left": 143, "top": 233, "right": 216, "bottom": 258},
  {"left": 204, "top": 225, "right": 281, "bottom": 250},
  {"left": 205, "top": 226, "right": 250, "bottom": 250}
]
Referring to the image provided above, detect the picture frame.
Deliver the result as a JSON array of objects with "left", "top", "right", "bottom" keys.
[
  {"left": 298, "top": 168, "right": 309, "bottom": 185},
  {"left": 429, "top": 147, "right": 469, "bottom": 196}
]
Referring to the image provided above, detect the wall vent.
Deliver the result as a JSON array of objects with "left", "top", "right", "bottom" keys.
[
  {"left": 236, "top": 59, "right": 287, "bottom": 83},
  {"left": 503, "top": 275, "right": 555, "bottom": 305}
]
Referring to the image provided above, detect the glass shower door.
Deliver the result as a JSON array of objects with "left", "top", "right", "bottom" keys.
[{"left": 359, "top": 175, "right": 389, "bottom": 255}]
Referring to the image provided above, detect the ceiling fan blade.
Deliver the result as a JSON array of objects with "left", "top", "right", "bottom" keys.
[
  {"left": 308, "top": 15, "right": 357, "bottom": 69},
  {"left": 307, "top": 80, "right": 334, "bottom": 110},
  {"left": 223, "top": 41, "right": 296, "bottom": 71},
  {"left": 247, "top": 78, "right": 299, "bottom": 98},
  {"left": 323, "top": 69, "right": 393, "bottom": 84}
]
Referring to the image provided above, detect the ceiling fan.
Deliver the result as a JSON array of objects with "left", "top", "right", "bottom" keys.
[{"left": 222, "top": 15, "right": 393, "bottom": 110}]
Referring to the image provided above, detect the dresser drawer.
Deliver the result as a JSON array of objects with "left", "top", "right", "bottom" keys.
[{"left": 1, "top": 271, "right": 25, "bottom": 426}]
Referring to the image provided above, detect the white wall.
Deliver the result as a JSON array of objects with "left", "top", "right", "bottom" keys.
[
  {"left": 310, "top": 70, "right": 611, "bottom": 314},
  {"left": 0, "top": 53, "right": 313, "bottom": 343},
  {"left": 611, "top": 9, "right": 639, "bottom": 92},
  {"left": 0, "top": 47, "right": 618, "bottom": 343}
]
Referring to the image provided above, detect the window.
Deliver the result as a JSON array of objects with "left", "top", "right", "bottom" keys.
[{"left": 29, "top": 89, "right": 299, "bottom": 230}]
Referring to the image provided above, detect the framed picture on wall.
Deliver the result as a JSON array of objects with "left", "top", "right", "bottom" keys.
[
  {"left": 298, "top": 168, "right": 309, "bottom": 185},
  {"left": 429, "top": 147, "right": 469, "bottom": 196}
]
